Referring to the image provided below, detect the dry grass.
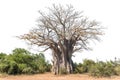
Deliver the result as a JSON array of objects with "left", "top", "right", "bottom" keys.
[{"left": 0, "top": 73, "right": 120, "bottom": 80}]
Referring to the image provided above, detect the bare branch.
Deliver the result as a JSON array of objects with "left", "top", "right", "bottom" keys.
[{"left": 19, "top": 4, "right": 104, "bottom": 54}]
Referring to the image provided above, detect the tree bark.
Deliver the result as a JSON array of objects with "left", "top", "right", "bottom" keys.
[
  {"left": 51, "top": 51, "right": 73, "bottom": 74},
  {"left": 51, "top": 39, "right": 74, "bottom": 75}
]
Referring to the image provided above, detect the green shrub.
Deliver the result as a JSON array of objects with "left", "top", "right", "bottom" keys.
[
  {"left": 0, "top": 48, "right": 50, "bottom": 75},
  {"left": 18, "top": 64, "right": 27, "bottom": 74},
  {"left": 104, "top": 62, "right": 116, "bottom": 76},
  {"left": 22, "top": 67, "right": 34, "bottom": 74},
  {"left": 7, "top": 61, "right": 19, "bottom": 75},
  {"left": 89, "top": 61, "right": 116, "bottom": 77},
  {"left": 74, "top": 63, "right": 87, "bottom": 73},
  {"left": 73, "top": 63, "right": 82, "bottom": 73},
  {"left": 83, "top": 59, "right": 95, "bottom": 72},
  {"left": 0, "top": 63, "right": 9, "bottom": 73},
  {"left": 38, "top": 65, "right": 46, "bottom": 73},
  {"left": 114, "top": 65, "right": 120, "bottom": 75},
  {"left": 73, "top": 59, "right": 95, "bottom": 73},
  {"left": 0, "top": 53, "right": 7, "bottom": 61}
]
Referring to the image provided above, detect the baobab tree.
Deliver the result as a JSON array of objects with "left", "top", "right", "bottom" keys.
[{"left": 19, "top": 4, "right": 104, "bottom": 74}]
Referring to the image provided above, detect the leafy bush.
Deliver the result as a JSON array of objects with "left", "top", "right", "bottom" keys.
[
  {"left": 0, "top": 63, "right": 9, "bottom": 73},
  {"left": 74, "top": 59, "right": 95, "bottom": 73},
  {"left": 0, "top": 53, "right": 7, "bottom": 61},
  {"left": 89, "top": 61, "right": 116, "bottom": 77},
  {"left": 1, "top": 48, "right": 120, "bottom": 77},
  {"left": 114, "top": 65, "right": 120, "bottom": 75},
  {"left": 0, "top": 48, "right": 51, "bottom": 75},
  {"left": 74, "top": 63, "right": 86, "bottom": 73},
  {"left": 22, "top": 67, "right": 34, "bottom": 74},
  {"left": 17, "top": 63, "right": 27, "bottom": 74},
  {"left": 83, "top": 59, "right": 95, "bottom": 72},
  {"left": 31, "top": 53, "right": 47, "bottom": 73},
  {"left": 7, "top": 61, "right": 19, "bottom": 75},
  {"left": 73, "top": 59, "right": 119, "bottom": 77}
]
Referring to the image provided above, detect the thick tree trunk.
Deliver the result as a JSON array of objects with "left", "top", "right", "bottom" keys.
[
  {"left": 51, "top": 50, "right": 73, "bottom": 74},
  {"left": 51, "top": 39, "right": 74, "bottom": 75}
]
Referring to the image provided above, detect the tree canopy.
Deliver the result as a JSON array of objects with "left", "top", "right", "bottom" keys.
[{"left": 19, "top": 4, "right": 104, "bottom": 74}]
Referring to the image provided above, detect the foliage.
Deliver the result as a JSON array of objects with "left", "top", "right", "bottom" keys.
[
  {"left": 1, "top": 48, "right": 120, "bottom": 78},
  {"left": 74, "top": 59, "right": 119, "bottom": 77},
  {"left": 22, "top": 67, "right": 34, "bottom": 74},
  {"left": 0, "top": 53, "right": 7, "bottom": 60},
  {"left": 74, "top": 59, "right": 95, "bottom": 73},
  {"left": 0, "top": 63, "right": 9, "bottom": 73},
  {"left": 73, "top": 63, "right": 84, "bottom": 73},
  {"left": 0, "top": 48, "right": 51, "bottom": 75},
  {"left": 114, "top": 65, "right": 120, "bottom": 75},
  {"left": 89, "top": 61, "right": 116, "bottom": 77}
]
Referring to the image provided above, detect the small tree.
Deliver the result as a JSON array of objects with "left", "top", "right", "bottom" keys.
[{"left": 19, "top": 4, "right": 104, "bottom": 74}]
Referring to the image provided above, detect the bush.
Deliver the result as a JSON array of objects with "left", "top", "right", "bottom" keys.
[
  {"left": 38, "top": 65, "right": 46, "bottom": 73},
  {"left": 22, "top": 67, "right": 34, "bottom": 74},
  {"left": 83, "top": 59, "right": 95, "bottom": 72},
  {"left": 74, "top": 60, "right": 117, "bottom": 77},
  {"left": 89, "top": 61, "right": 116, "bottom": 77},
  {"left": 73, "top": 59, "right": 95, "bottom": 73},
  {"left": 0, "top": 63, "right": 9, "bottom": 73},
  {"left": 114, "top": 65, "right": 120, "bottom": 75},
  {"left": 1, "top": 48, "right": 120, "bottom": 77},
  {"left": 0, "top": 53, "right": 7, "bottom": 61},
  {"left": 0, "top": 48, "right": 51, "bottom": 75},
  {"left": 18, "top": 64, "right": 27, "bottom": 74},
  {"left": 74, "top": 63, "right": 87, "bottom": 73},
  {"left": 7, "top": 61, "right": 19, "bottom": 75}
]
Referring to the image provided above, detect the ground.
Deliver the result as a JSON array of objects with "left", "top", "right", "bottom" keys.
[{"left": 0, "top": 73, "right": 120, "bottom": 80}]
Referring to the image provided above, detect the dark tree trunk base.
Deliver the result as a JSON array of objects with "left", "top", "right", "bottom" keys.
[{"left": 51, "top": 51, "right": 73, "bottom": 75}]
